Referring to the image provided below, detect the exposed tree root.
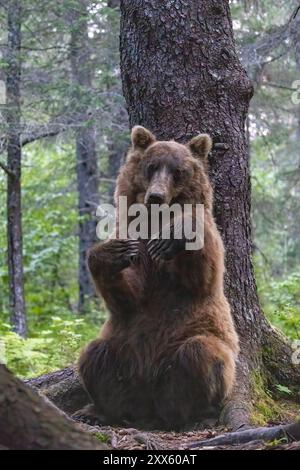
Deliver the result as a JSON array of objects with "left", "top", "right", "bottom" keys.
[
  {"left": 188, "top": 420, "right": 300, "bottom": 449},
  {"left": 131, "top": 432, "right": 166, "bottom": 450},
  {"left": 26, "top": 366, "right": 89, "bottom": 414},
  {"left": 219, "top": 353, "right": 253, "bottom": 431},
  {"left": 219, "top": 399, "right": 251, "bottom": 431}
]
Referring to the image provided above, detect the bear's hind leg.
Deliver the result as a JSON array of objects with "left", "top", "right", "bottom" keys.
[
  {"left": 78, "top": 338, "right": 126, "bottom": 425},
  {"left": 154, "top": 335, "right": 236, "bottom": 430},
  {"left": 78, "top": 337, "right": 156, "bottom": 428}
]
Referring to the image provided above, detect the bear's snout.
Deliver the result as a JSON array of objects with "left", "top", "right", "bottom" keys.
[
  {"left": 145, "top": 192, "right": 165, "bottom": 205},
  {"left": 144, "top": 166, "right": 173, "bottom": 205}
]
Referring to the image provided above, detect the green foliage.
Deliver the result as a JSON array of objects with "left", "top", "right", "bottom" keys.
[
  {"left": 252, "top": 134, "right": 300, "bottom": 340},
  {"left": 275, "top": 384, "right": 293, "bottom": 396},
  {"left": 231, "top": 0, "right": 300, "bottom": 343},
  {"left": 92, "top": 432, "right": 110, "bottom": 444},
  {"left": 0, "top": 142, "right": 78, "bottom": 318},
  {"left": 256, "top": 269, "right": 300, "bottom": 339},
  {"left": 250, "top": 370, "right": 290, "bottom": 425},
  {"left": 0, "top": 142, "right": 105, "bottom": 377},
  {"left": 265, "top": 437, "right": 289, "bottom": 447},
  {"left": 0, "top": 0, "right": 122, "bottom": 378},
  {"left": 0, "top": 315, "right": 101, "bottom": 378},
  {"left": 252, "top": 134, "right": 300, "bottom": 339}
]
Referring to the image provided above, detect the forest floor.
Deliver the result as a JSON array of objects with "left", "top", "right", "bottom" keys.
[
  {"left": 28, "top": 367, "right": 300, "bottom": 450},
  {"left": 79, "top": 423, "right": 300, "bottom": 450},
  {"left": 79, "top": 412, "right": 300, "bottom": 451}
]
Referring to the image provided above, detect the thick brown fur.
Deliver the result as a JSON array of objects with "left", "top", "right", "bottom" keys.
[{"left": 79, "top": 126, "right": 239, "bottom": 430}]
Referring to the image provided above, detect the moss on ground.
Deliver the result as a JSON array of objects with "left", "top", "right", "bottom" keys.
[
  {"left": 250, "top": 369, "right": 300, "bottom": 426},
  {"left": 92, "top": 431, "right": 110, "bottom": 444}
]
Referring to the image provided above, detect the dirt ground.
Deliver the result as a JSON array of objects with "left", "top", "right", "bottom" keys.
[{"left": 79, "top": 423, "right": 300, "bottom": 451}]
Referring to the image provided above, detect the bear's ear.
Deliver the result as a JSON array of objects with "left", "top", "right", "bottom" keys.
[
  {"left": 188, "top": 134, "right": 212, "bottom": 159},
  {"left": 131, "top": 125, "right": 156, "bottom": 150}
]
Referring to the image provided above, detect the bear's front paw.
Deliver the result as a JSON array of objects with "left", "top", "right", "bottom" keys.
[
  {"left": 147, "top": 237, "right": 185, "bottom": 261},
  {"left": 88, "top": 239, "right": 140, "bottom": 274},
  {"left": 107, "top": 238, "right": 140, "bottom": 270},
  {"left": 72, "top": 404, "right": 108, "bottom": 426}
]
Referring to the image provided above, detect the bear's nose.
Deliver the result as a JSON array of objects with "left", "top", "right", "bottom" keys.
[{"left": 146, "top": 193, "right": 165, "bottom": 205}]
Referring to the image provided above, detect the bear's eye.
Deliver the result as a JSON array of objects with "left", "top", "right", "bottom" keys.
[
  {"left": 146, "top": 163, "right": 158, "bottom": 180},
  {"left": 173, "top": 169, "right": 182, "bottom": 183}
]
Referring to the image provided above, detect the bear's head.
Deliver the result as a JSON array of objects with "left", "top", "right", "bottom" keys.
[{"left": 115, "top": 126, "right": 213, "bottom": 210}]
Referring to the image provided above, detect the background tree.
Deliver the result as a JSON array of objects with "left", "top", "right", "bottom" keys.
[
  {"left": 68, "top": 1, "right": 99, "bottom": 312},
  {"left": 5, "top": 0, "right": 26, "bottom": 337}
]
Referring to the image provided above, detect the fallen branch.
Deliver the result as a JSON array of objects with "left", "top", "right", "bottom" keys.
[{"left": 188, "top": 420, "right": 300, "bottom": 449}]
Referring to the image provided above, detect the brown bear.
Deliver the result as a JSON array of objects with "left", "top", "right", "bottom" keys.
[{"left": 78, "top": 126, "right": 239, "bottom": 430}]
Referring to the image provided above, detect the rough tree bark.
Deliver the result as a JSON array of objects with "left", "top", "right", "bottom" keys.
[
  {"left": 0, "top": 365, "right": 106, "bottom": 450},
  {"left": 5, "top": 0, "right": 26, "bottom": 337},
  {"left": 119, "top": 0, "right": 300, "bottom": 428},
  {"left": 69, "top": 1, "right": 99, "bottom": 312}
]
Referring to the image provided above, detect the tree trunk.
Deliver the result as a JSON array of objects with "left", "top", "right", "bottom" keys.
[
  {"left": 291, "top": 11, "right": 300, "bottom": 142},
  {"left": 0, "top": 365, "right": 106, "bottom": 450},
  {"left": 108, "top": 0, "right": 120, "bottom": 8},
  {"left": 120, "top": 0, "right": 300, "bottom": 427},
  {"left": 69, "top": 1, "right": 99, "bottom": 313},
  {"left": 6, "top": 0, "right": 26, "bottom": 337}
]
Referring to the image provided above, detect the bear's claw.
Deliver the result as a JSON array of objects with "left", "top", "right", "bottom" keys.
[{"left": 147, "top": 237, "right": 185, "bottom": 261}]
